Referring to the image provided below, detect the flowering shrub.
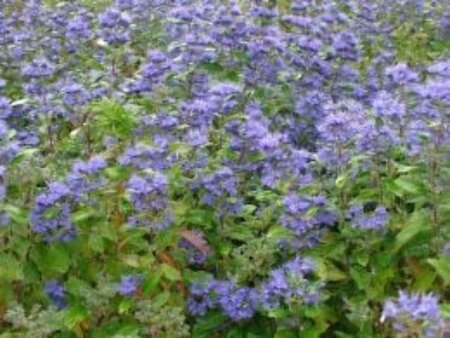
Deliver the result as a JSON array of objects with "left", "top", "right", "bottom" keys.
[{"left": 0, "top": 0, "right": 449, "bottom": 337}]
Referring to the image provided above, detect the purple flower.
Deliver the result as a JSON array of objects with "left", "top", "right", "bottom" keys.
[
  {"left": 44, "top": 280, "right": 66, "bottom": 309},
  {"left": 0, "top": 97, "right": 12, "bottom": 119},
  {"left": 382, "top": 291, "right": 443, "bottom": 338},
  {"left": 259, "top": 256, "right": 319, "bottom": 310},
  {"left": 66, "top": 156, "right": 106, "bottom": 201},
  {"left": 372, "top": 91, "right": 406, "bottom": 121},
  {"left": 66, "top": 13, "right": 92, "bottom": 43},
  {"left": 127, "top": 173, "right": 167, "bottom": 212},
  {"left": 199, "top": 167, "right": 242, "bottom": 216},
  {"left": 62, "top": 83, "right": 91, "bottom": 107},
  {"left": 126, "top": 172, "right": 172, "bottom": 230},
  {"left": 22, "top": 57, "right": 55, "bottom": 78},
  {"left": 428, "top": 61, "right": 450, "bottom": 77},
  {"left": 280, "top": 193, "right": 336, "bottom": 247},
  {"left": 385, "top": 63, "right": 418, "bottom": 86},
  {"left": 332, "top": 31, "right": 361, "bottom": 61},
  {"left": 31, "top": 181, "right": 77, "bottom": 242},
  {"left": 117, "top": 275, "right": 140, "bottom": 296},
  {"left": 259, "top": 268, "right": 289, "bottom": 310},
  {"left": 185, "top": 128, "right": 208, "bottom": 147},
  {"left": 443, "top": 243, "right": 450, "bottom": 257},
  {"left": 187, "top": 281, "right": 215, "bottom": 316},
  {"left": 212, "top": 281, "right": 257, "bottom": 321},
  {"left": 348, "top": 204, "right": 389, "bottom": 230},
  {"left": 119, "top": 143, "right": 171, "bottom": 171},
  {"left": 98, "top": 7, "right": 131, "bottom": 44},
  {"left": 178, "top": 230, "right": 210, "bottom": 266},
  {"left": 72, "top": 156, "right": 106, "bottom": 175},
  {"left": 420, "top": 79, "right": 450, "bottom": 104}
]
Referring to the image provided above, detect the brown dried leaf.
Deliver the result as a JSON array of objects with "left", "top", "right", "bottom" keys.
[{"left": 178, "top": 229, "right": 210, "bottom": 255}]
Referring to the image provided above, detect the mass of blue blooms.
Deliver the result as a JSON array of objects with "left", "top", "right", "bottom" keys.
[{"left": 0, "top": 0, "right": 449, "bottom": 337}]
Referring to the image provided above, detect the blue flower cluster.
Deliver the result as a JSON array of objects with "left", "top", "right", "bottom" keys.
[
  {"left": 126, "top": 171, "right": 173, "bottom": 230},
  {"left": 31, "top": 157, "right": 106, "bottom": 242},
  {"left": 382, "top": 291, "right": 443, "bottom": 338},
  {"left": 280, "top": 194, "right": 336, "bottom": 248},
  {"left": 198, "top": 167, "right": 242, "bottom": 218},
  {"left": 0, "top": 0, "right": 448, "bottom": 335},
  {"left": 187, "top": 256, "right": 321, "bottom": 321},
  {"left": 347, "top": 205, "right": 389, "bottom": 231}
]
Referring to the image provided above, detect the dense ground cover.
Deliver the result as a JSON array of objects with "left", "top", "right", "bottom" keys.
[{"left": 0, "top": 0, "right": 449, "bottom": 337}]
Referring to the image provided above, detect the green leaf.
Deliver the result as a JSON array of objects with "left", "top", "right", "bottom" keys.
[
  {"left": 300, "top": 328, "right": 321, "bottom": 338},
  {"left": 316, "top": 258, "right": 347, "bottom": 281},
  {"left": 153, "top": 291, "right": 171, "bottom": 307},
  {"left": 393, "top": 163, "right": 419, "bottom": 174},
  {"left": 394, "top": 211, "right": 429, "bottom": 252},
  {"left": 192, "top": 311, "right": 227, "bottom": 336},
  {"left": 3, "top": 204, "right": 28, "bottom": 226},
  {"left": 393, "top": 177, "right": 426, "bottom": 196},
  {"left": 0, "top": 254, "right": 23, "bottom": 281},
  {"left": 72, "top": 208, "right": 96, "bottom": 223},
  {"left": 335, "top": 172, "right": 348, "bottom": 189},
  {"left": 412, "top": 265, "right": 436, "bottom": 291},
  {"left": 110, "top": 324, "right": 140, "bottom": 338},
  {"left": 267, "top": 307, "right": 292, "bottom": 319},
  {"left": 355, "top": 249, "right": 370, "bottom": 267},
  {"left": 66, "top": 277, "right": 92, "bottom": 297},
  {"left": 88, "top": 234, "right": 105, "bottom": 254},
  {"left": 441, "top": 304, "right": 450, "bottom": 318},
  {"left": 9, "top": 148, "right": 39, "bottom": 166},
  {"left": 161, "top": 263, "right": 182, "bottom": 281},
  {"left": 226, "top": 327, "right": 245, "bottom": 338},
  {"left": 63, "top": 303, "right": 89, "bottom": 329},
  {"left": 118, "top": 298, "right": 134, "bottom": 314},
  {"left": 428, "top": 258, "right": 450, "bottom": 284},
  {"left": 142, "top": 270, "right": 163, "bottom": 295},
  {"left": 185, "top": 209, "right": 215, "bottom": 227},
  {"left": 350, "top": 266, "right": 370, "bottom": 291},
  {"left": 33, "top": 244, "right": 71, "bottom": 277},
  {"left": 275, "top": 330, "right": 298, "bottom": 338},
  {"left": 104, "top": 166, "right": 128, "bottom": 181}
]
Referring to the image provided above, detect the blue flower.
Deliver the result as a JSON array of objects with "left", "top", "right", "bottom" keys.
[
  {"left": 212, "top": 281, "right": 257, "bottom": 321},
  {"left": 280, "top": 193, "right": 336, "bottom": 247},
  {"left": 117, "top": 275, "right": 140, "bottom": 297},
  {"left": 44, "top": 280, "right": 66, "bottom": 309},
  {"left": 382, "top": 291, "right": 443, "bottom": 338},
  {"left": 187, "top": 281, "right": 215, "bottom": 316},
  {"left": 348, "top": 204, "right": 389, "bottom": 230}
]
